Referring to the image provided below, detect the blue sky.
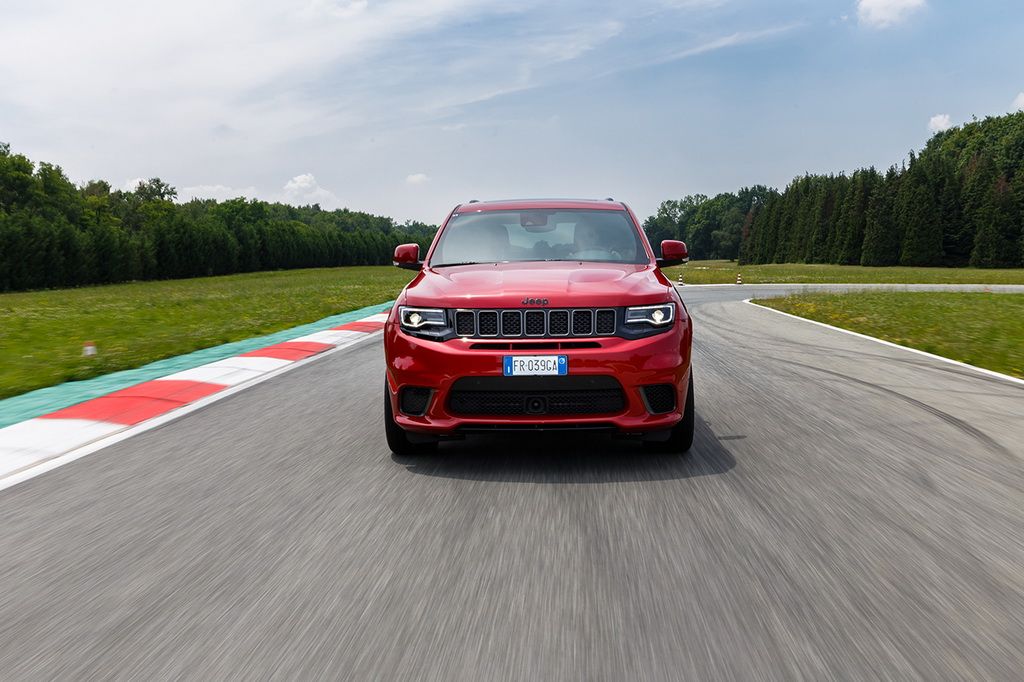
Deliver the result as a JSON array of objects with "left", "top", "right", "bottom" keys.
[{"left": 1, "top": 0, "right": 1022, "bottom": 222}]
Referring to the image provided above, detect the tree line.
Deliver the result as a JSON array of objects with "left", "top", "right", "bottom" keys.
[
  {"left": 0, "top": 143, "right": 436, "bottom": 292},
  {"left": 645, "top": 111, "right": 1024, "bottom": 268}
]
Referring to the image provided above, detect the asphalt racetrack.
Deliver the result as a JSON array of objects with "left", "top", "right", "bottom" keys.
[{"left": 1, "top": 285, "right": 1022, "bottom": 679}]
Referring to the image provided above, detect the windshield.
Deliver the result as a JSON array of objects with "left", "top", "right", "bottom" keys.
[{"left": 429, "top": 209, "right": 648, "bottom": 266}]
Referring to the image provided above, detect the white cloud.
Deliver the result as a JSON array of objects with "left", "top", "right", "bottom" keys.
[
  {"left": 300, "top": 0, "right": 369, "bottom": 20},
  {"left": 0, "top": 0, "right": 502, "bottom": 153},
  {"left": 406, "top": 173, "right": 430, "bottom": 185},
  {"left": 1013, "top": 92, "right": 1024, "bottom": 111},
  {"left": 857, "top": 0, "right": 926, "bottom": 28},
  {"left": 592, "top": 23, "right": 802, "bottom": 79},
  {"left": 122, "top": 177, "right": 145, "bottom": 192},
  {"left": 928, "top": 113, "right": 952, "bottom": 133},
  {"left": 282, "top": 173, "right": 338, "bottom": 206},
  {"left": 0, "top": 1, "right": 807, "bottom": 221},
  {"left": 180, "top": 184, "right": 259, "bottom": 202},
  {"left": 183, "top": 176, "right": 331, "bottom": 205}
]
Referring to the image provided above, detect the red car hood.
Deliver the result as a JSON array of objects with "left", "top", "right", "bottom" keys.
[{"left": 404, "top": 262, "right": 674, "bottom": 309}]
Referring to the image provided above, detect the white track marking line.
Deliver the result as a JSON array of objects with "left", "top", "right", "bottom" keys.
[
  {"left": 0, "top": 419, "right": 126, "bottom": 479},
  {"left": 0, "top": 419, "right": 125, "bottom": 455},
  {"left": 0, "top": 331, "right": 382, "bottom": 492},
  {"left": 290, "top": 330, "right": 364, "bottom": 345},
  {"left": 159, "top": 366, "right": 265, "bottom": 387},
  {"left": 744, "top": 299, "right": 1024, "bottom": 388},
  {"left": 208, "top": 356, "right": 293, "bottom": 372}
]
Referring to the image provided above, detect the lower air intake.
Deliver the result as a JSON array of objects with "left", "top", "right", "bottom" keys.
[
  {"left": 641, "top": 384, "right": 676, "bottom": 414},
  {"left": 449, "top": 390, "right": 624, "bottom": 416},
  {"left": 447, "top": 375, "right": 625, "bottom": 416},
  {"left": 399, "top": 387, "right": 432, "bottom": 416}
]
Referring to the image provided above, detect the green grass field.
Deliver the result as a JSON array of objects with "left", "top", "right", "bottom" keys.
[
  {"left": 3, "top": 261, "right": 1023, "bottom": 401},
  {"left": 664, "top": 260, "right": 1024, "bottom": 285},
  {"left": 0, "top": 267, "right": 414, "bottom": 400},
  {"left": 755, "top": 292, "right": 1024, "bottom": 379}
]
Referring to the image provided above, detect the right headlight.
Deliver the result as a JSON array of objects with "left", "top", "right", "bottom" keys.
[
  {"left": 398, "top": 306, "right": 452, "bottom": 339},
  {"left": 624, "top": 303, "right": 675, "bottom": 326}
]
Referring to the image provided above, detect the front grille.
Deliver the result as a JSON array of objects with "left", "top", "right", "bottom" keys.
[
  {"left": 549, "top": 310, "right": 569, "bottom": 335},
  {"left": 455, "top": 311, "right": 475, "bottom": 336},
  {"left": 572, "top": 310, "right": 593, "bottom": 335},
  {"left": 448, "top": 376, "right": 625, "bottom": 416},
  {"left": 524, "top": 310, "right": 545, "bottom": 336},
  {"left": 596, "top": 309, "right": 616, "bottom": 335},
  {"left": 478, "top": 311, "right": 498, "bottom": 336},
  {"left": 453, "top": 308, "right": 615, "bottom": 338},
  {"left": 501, "top": 311, "right": 522, "bottom": 336},
  {"left": 641, "top": 384, "right": 676, "bottom": 414}
]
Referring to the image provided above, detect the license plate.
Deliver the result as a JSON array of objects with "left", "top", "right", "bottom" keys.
[{"left": 503, "top": 355, "right": 568, "bottom": 376}]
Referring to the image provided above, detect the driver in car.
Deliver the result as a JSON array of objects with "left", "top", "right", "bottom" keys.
[{"left": 571, "top": 222, "right": 622, "bottom": 261}]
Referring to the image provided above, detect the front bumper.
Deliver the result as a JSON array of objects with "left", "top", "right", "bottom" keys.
[{"left": 384, "top": 318, "right": 692, "bottom": 436}]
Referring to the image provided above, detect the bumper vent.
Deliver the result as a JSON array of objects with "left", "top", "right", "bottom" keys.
[
  {"left": 641, "top": 384, "right": 676, "bottom": 414},
  {"left": 450, "top": 390, "right": 624, "bottom": 416},
  {"left": 448, "top": 376, "right": 625, "bottom": 417},
  {"left": 399, "top": 387, "right": 432, "bottom": 416}
]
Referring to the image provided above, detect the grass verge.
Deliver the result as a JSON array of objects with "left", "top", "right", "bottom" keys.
[
  {"left": 0, "top": 267, "right": 414, "bottom": 400},
  {"left": 755, "top": 292, "right": 1024, "bottom": 379},
  {"left": 664, "top": 260, "right": 1024, "bottom": 285}
]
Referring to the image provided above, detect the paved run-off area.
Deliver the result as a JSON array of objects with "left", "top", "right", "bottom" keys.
[{"left": 0, "top": 285, "right": 1022, "bottom": 679}]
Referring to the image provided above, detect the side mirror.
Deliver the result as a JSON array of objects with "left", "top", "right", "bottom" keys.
[
  {"left": 656, "top": 240, "right": 688, "bottom": 268},
  {"left": 393, "top": 243, "right": 422, "bottom": 270}
]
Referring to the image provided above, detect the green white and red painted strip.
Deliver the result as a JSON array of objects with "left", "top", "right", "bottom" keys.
[{"left": 0, "top": 312, "right": 388, "bottom": 488}]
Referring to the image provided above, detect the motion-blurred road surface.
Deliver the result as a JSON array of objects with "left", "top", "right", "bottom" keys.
[{"left": 1, "top": 285, "right": 1022, "bottom": 679}]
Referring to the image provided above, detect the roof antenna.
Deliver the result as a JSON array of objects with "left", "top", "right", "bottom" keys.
[
  {"left": 605, "top": 197, "right": 614, "bottom": 201},
  {"left": 467, "top": 199, "right": 480, "bottom": 203}
]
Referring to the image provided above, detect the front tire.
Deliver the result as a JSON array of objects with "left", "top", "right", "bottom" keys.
[
  {"left": 645, "top": 371, "right": 694, "bottom": 453},
  {"left": 384, "top": 383, "right": 437, "bottom": 456}
]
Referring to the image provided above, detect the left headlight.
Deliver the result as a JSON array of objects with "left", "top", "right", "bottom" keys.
[
  {"left": 398, "top": 306, "right": 451, "bottom": 339},
  {"left": 624, "top": 303, "right": 675, "bottom": 326}
]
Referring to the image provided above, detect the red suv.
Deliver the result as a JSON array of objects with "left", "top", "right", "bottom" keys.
[{"left": 383, "top": 198, "right": 693, "bottom": 455}]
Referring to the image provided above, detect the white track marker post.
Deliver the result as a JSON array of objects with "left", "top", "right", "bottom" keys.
[{"left": 736, "top": 273, "right": 743, "bottom": 285}]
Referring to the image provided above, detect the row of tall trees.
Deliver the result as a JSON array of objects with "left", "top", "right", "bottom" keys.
[
  {"left": 646, "top": 111, "right": 1024, "bottom": 267},
  {"left": 643, "top": 186, "right": 776, "bottom": 261},
  {"left": 0, "top": 143, "right": 436, "bottom": 292}
]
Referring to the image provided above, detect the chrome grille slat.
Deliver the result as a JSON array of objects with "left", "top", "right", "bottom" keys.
[
  {"left": 478, "top": 311, "right": 499, "bottom": 337},
  {"left": 548, "top": 310, "right": 569, "bottom": 336},
  {"left": 524, "top": 310, "right": 546, "bottom": 336},
  {"left": 455, "top": 310, "right": 476, "bottom": 336},
  {"left": 500, "top": 310, "right": 522, "bottom": 336},
  {"left": 572, "top": 309, "right": 594, "bottom": 336}
]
